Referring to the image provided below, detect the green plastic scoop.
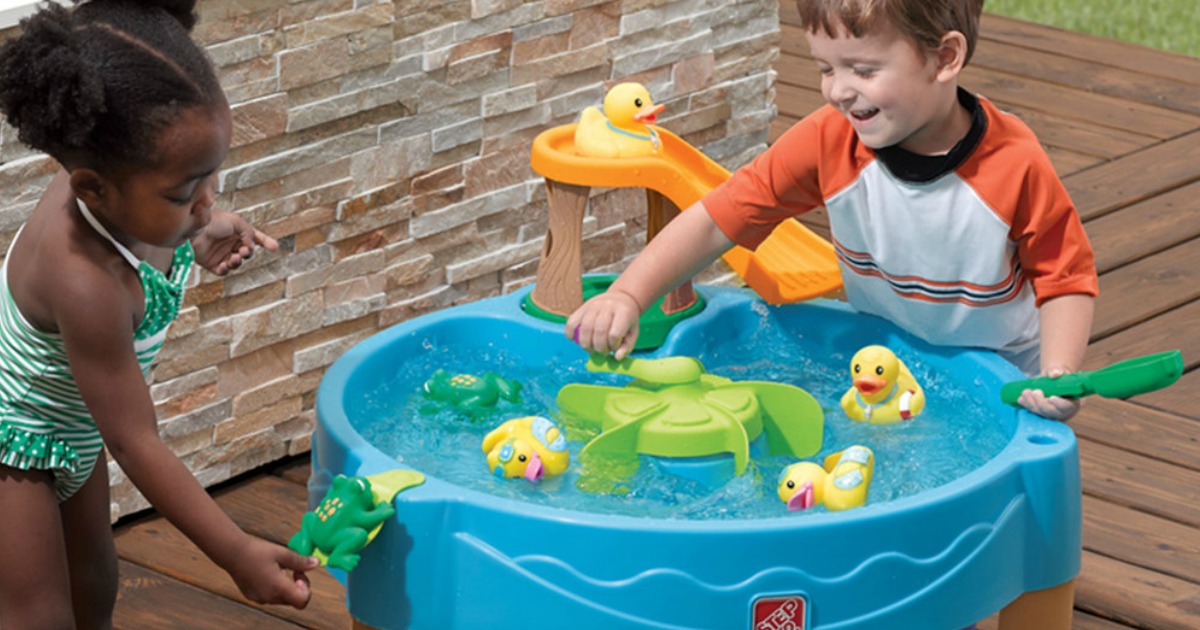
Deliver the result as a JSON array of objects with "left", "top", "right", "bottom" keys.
[{"left": 1000, "top": 350, "right": 1183, "bottom": 405}]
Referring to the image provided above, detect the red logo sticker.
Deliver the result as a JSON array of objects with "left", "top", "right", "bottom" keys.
[{"left": 752, "top": 595, "right": 807, "bottom": 630}]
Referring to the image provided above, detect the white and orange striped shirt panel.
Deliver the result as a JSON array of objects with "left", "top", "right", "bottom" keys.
[{"left": 705, "top": 96, "right": 1097, "bottom": 363}]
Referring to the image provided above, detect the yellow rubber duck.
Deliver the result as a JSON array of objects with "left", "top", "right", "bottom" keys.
[
  {"left": 482, "top": 415, "right": 570, "bottom": 482},
  {"left": 574, "top": 82, "right": 665, "bottom": 158},
  {"left": 840, "top": 345, "right": 925, "bottom": 424},
  {"left": 777, "top": 445, "right": 875, "bottom": 512}
]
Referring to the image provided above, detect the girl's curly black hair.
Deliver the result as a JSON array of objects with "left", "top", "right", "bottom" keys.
[{"left": 0, "top": 0, "right": 223, "bottom": 170}]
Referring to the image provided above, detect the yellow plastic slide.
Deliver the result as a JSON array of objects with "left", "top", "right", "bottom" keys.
[{"left": 530, "top": 123, "right": 841, "bottom": 304}]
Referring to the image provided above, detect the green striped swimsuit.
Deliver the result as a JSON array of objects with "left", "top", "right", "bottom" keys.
[{"left": 0, "top": 199, "right": 192, "bottom": 501}]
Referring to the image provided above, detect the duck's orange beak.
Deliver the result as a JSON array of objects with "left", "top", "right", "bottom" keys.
[
  {"left": 633, "top": 103, "right": 665, "bottom": 124},
  {"left": 854, "top": 376, "right": 887, "bottom": 395}
]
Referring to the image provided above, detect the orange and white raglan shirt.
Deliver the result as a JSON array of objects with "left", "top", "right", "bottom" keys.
[{"left": 704, "top": 90, "right": 1098, "bottom": 374}]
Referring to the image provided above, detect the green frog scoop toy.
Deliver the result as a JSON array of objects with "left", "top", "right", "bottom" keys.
[{"left": 289, "top": 469, "right": 424, "bottom": 572}]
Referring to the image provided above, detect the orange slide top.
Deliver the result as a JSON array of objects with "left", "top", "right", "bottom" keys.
[{"left": 530, "top": 123, "right": 842, "bottom": 304}]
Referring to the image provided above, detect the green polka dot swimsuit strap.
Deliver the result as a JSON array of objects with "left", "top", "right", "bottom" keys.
[{"left": 75, "top": 199, "right": 193, "bottom": 340}]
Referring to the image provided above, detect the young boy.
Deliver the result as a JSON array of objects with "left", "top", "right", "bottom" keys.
[{"left": 565, "top": 0, "right": 1098, "bottom": 421}]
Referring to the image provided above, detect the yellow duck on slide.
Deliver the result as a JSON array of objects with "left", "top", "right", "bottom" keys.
[
  {"left": 840, "top": 345, "right": 925, "bottom": 424},
  {"left": 777, "top": 445, "right": 875, "bottom": 512},
  {"left": 574, "top": 82, "right": 665, "bottom": 158}
]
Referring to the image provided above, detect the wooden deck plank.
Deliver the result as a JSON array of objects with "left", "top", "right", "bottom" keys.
[
  {"left": 1079, "top": 439, "right": 1200, "bottom": 528},
  {"left": 1076, "top": 551, "right": 1200, "bottom": 630},
  {"left": 978, "top": 14, "right": 1200, "bottom": 87},
  {"left": 1073, "top": 398, "right": 1200, "bottom": 474},
  {"left": 1085, "top": 180, "right": 1200, "bottom": 273},
  {"left": 1064, "top": 130, "right": 1200, "bottom": 221},
  {"left": 969, "top": 39, "right": 1200, "bottom": 116},
  {"left": 115, "top": 499, "right": 350, "bottom": 629},
  {"left": 1083, "top": 495, "right": 1200, "bottom": 584},
  {"left": 1083, "top": 300, "right": 1200, "bottom": 371},
  {"left": 990, "top": 103, "right": 1161, "bottom": 160},
  {"left": 115, "top": 560, "right": 304, "bottom": 630},
  {"left": 1092, "top": 239, "right": 1200, "bottom": 339}
]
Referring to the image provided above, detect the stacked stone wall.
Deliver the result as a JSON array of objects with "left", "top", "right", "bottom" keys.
[{"left": 0, "top": 0, "right": 779, "bottom": 519}]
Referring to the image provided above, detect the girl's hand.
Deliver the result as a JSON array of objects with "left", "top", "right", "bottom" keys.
[
  {"left": 565, "top": 290, "right": 642, "bottom": 360},
  {"left": 1016, "top": 368, "right": 1082, "bottom": 421},
  {"left": 193, "top": 209, "right": 279, "bottom": 275},
  {"left": 224, "top": 536, "right": 318, "bottom": 609}
]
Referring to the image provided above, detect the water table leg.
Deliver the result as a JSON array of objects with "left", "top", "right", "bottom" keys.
[
  {"left": 997, "top": 578, "right": 1076, "bottom": 630},
  {"left": 531, "top": 180, "right": 590, "bottom": 317},
  {"left": 646, "top": 189, "right": 697, "bottom": 314}
]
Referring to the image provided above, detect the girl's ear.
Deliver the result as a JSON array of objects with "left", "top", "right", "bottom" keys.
[
  {"left": 935, "top": 31, "right": 968, "bottom": 82},
  {"left": 68, "top": 168, "right": 109, "bottom": 210}
]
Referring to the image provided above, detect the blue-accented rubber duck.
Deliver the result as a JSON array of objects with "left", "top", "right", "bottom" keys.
[
  {"left": 482, "top": 415, "right": 570, "bottom": 482},
  {"left": 840, "top": 345, "right": 925, "bottom": 424},
  {"left": 574, "top": 82, "right": 665, "bottom": 158},
  {"left": 777, "top": 445, "right": 875, "bottom": 512}
]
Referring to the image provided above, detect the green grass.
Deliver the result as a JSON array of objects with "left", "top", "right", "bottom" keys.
[{"left": 987, "top": 0, "right": 1200, "bottom": 59}]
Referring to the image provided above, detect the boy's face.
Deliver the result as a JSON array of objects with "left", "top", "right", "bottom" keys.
[{"left": 807, "top": 20, "right": 962, "bottom": 155}]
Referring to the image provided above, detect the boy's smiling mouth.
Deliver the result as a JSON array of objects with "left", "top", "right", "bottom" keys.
[{"left": 849, "top": 107, "right": 879, "bottom": 121}]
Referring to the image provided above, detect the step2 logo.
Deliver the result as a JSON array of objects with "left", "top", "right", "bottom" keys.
[{"left": 752, "top": 595, "right": 807, "bottom": 630}]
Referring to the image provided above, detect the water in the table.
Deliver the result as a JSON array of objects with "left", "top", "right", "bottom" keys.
[{"left": 354, "top": 312, "right": 1009, "bottom": 521}]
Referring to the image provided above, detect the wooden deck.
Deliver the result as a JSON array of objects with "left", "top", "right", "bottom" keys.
[{"left": 110, "top": 8, "right": 1200, "bottom": 630}]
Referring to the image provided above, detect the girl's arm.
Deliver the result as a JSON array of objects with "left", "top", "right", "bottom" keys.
[
  {"left": 56, "top": 266, "right": 314, "bottom": 609},
  {"left": 565, "top": 202, "right": 733, "bottom": 360},
  {"left": 1017, "top": 293, "right": 1095, "bottom": 420}
]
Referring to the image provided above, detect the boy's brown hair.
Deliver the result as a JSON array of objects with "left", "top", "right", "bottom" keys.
[{"left": 796, "top": 0, "right": 985, "bottom": 65}]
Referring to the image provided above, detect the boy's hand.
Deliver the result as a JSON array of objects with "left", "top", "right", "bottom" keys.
[
  {"left": 224, "top": 536, "right": 318, "bottom": 609},
  {"left": 565, "top": 290, "right": 642, "bottom": 360},
  {"left": 193, "top": 209, "right": 279, "bottom": 276},
  {"left": 1016, "top": 368, "right": 1082, "bottom": 421}
]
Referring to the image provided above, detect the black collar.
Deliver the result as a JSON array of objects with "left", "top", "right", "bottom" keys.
[{"left": 872, "top": 88, "right": 986, "bottom": 184}]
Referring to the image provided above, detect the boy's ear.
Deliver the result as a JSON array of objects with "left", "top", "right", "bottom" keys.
[
  {"left": 935, "top": 31, "right": 969, "bottom": 81},
  {"left": 68, "top": 168, "right": 110, "bottom": 210}
]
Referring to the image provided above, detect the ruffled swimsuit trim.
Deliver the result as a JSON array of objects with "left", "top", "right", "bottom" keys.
[{"left": 0, "top": 200, "right": 192, "bottom": 501}]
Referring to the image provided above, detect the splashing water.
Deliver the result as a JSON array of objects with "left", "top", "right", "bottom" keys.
[{"left": 352, "top": 313, "right": 1010, "bottom": 521}]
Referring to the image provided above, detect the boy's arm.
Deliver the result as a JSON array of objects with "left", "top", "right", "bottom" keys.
[
  {"left": 1038, "top": 293, "right": 1094, "bottom": 375},
  {"left": 1018, "top": 293, "right": 1095, "bottom": 420},
  {"left": 566, "top": 202, "right": 733, "bottom": 359}
]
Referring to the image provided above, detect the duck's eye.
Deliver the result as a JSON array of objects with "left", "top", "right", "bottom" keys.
[
  {"left": 875, "top": 366, "right": 884, "bottom": 375},
  {"left": 853, "top": 364, "right": 860, "bottom": 374},
  {"left": 786, "top": 480, "right": 795, "bottom": 489},
  {"left": 518, "top": 454, "right": 527, "bottom": 462},
  {"left": 634, "top": 98, "right": 643, "bottom": 107}
]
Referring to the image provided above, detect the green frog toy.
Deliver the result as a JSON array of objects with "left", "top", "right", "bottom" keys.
[
  {"left": 423, "top": 369, "right": 523, "bottom": 411},
  {"left": 289, "top": 470, "right": 424, "bottom": 571}
]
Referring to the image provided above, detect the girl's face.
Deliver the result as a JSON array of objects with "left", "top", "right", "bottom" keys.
[
  {"left": 807, "top": 21, "right": 962, "bottom": 155},
  {"left": 108, "top": 102, "right": 231, "bottom": 249}
]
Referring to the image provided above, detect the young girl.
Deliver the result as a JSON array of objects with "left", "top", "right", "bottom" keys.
[{"left": 0, "top": 0, "right": 315, "bottom": 625}]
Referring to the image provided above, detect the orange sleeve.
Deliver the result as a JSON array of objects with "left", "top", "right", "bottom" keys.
[
  {"left": 1012, "top": 163, "right": 1099, "bottom": 306},
  {"left": 703, "top": 107, "right": 843, "bottom": 249},
  {"left": 960, "top": 98, "right": 1098, "bottom": 307}
]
